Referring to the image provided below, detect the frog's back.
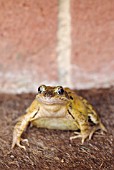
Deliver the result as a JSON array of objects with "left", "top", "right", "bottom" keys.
[{"left": 64, "top": 87, "right": 98, "bottom": 118}]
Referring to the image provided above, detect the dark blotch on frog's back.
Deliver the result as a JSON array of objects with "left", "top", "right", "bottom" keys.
[{"left": 70, "top": 96, "right": 73, "bottom": 100}]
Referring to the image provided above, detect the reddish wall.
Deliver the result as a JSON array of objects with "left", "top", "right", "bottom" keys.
[
  {"left": 0, "top": 0, "right": 114, "bottom": 93},
  {"left": 0, "top": 0, "right": 58, "bottom": 92},
  {"left": 71, "top": 0, "right": 114, "bottom": 88}
]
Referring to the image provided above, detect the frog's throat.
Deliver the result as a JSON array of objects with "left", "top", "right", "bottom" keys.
[{"left": 37, "top": 97, "right": 69, "bottom": 105}]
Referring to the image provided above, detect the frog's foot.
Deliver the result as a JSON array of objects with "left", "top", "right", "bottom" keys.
[
  {"left": 70, "top": 123, "right": 106, "bottom": 144},
  {"left": 11, "top": 136, "right": 29, "bottom": 150},
  {"left": 70, "top": 131, "right": 90, "bottom": 144}
]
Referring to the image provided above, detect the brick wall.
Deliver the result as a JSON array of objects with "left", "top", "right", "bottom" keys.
[{"left": 0, "top": 0, "right": 114, "bottom": 93}]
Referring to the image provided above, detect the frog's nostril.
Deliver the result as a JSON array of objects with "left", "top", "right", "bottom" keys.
[
  {"left": 45, "top": 91, "right": 53, "bottom": 97},
  {"left": 43, "top": 92, "right": 47, "bottom": 96}
]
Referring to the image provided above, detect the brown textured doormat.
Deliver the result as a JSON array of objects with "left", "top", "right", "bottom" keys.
[{"left": 0, "top": 88, "right": 114, "bottom": 170}]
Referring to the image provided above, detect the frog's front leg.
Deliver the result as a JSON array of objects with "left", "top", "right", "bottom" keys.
[
  {"left": 70, "top": 121, "right": 92, "bottom": 144},
  {"left": 12, "top": 99, "right": 39, "bottom": 150},
  {"left": 70, "top": 120, "right": 106, "bottom": 144}
]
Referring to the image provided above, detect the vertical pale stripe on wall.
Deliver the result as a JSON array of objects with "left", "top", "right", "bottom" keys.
[{"left": 56, "top": 0, "right": 72, "bottom": 87}]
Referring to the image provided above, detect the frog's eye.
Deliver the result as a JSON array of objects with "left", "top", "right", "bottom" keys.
[
  {"left": 38, "top": 85, "right": 46, "bottom": 93},
  {"left": 56, "top": 86, "right": 64, "bottom": 95}
]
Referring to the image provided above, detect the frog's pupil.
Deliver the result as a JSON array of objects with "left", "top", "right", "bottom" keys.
[
  {"left": 38, "top": 86, "right": 42, "bottom": 93},
  {"left": 57, "top": 87, "right": 64, "bottom": 95}
]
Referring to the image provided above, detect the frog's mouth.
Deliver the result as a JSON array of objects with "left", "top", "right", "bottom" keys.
[{"left": 37, "top": 97, "right": 69, "bottom": 105}]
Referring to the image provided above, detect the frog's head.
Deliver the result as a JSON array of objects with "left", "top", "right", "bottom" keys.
[{"left": 36, "top": 85, "right": 70, "bottom": 105}]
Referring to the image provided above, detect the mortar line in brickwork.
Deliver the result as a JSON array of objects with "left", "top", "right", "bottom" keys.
[{"left": 56, "top": 0, "right": 72, "bottom": 87}]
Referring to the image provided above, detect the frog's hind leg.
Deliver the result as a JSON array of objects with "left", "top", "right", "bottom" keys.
[
  {"left": 88, "top": 121, "right": 107, "bottom": 141},
  {"left": 88, "top": 124, "right": 102, "bottom": 140}
]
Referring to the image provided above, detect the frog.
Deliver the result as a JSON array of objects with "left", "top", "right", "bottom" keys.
[{"left": 12, "top": 85, "right": 106, "bottom": 150}]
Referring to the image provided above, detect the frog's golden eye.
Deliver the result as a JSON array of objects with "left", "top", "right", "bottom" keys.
[
  {"left": 55, "top": 86, "right": 64, "bottom": 95},
  {"left": 38, "top": 85, "right": 46, "bottom": 93}
]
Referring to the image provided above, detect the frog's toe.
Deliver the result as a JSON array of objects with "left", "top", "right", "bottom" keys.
[
  {"left": 16, "top": 143, "right": 26, "bottom": 151},
  {"left": 100, "top": 122, "right": 107, "bottom": 132},
  {"left": 81, "top": 133, "right": 89, "bottom": 144},
  {"left": 88, "top": 128, "right": 96, "bottom": 140},
  {"left": 11, "top": 135, "right": 20, "bottom": 149},
  {"left": 70, "top": 132, "right": 82, "bottom": 141},
  {"left": 70, "top": 131, "right": 89, "bottom": 144},
  {"left": 21, "top": 138, "right": 29, "bottom": 146},
  {"left": 17, "top": 142, "right": 26, "bottom": 150}
]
